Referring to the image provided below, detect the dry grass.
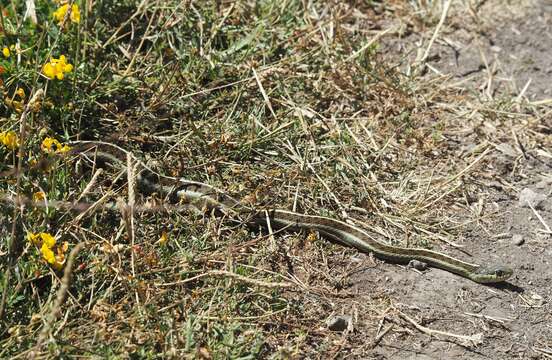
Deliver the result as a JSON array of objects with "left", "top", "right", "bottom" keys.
[{"left": 1, "top": 0, "right": 550, "bottom": 358}]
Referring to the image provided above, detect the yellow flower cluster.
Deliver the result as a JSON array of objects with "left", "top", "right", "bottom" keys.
[
  {"left": 41, "top": 137, "right": 71, "bottom": 154},
  {"left": 28, "top": 232, "right": 68, "bottom": 270},
  {"left": 42, "top": 55, "right": 73, "bottom": 80},
  {"left": 0, "top": 131, "right": 20, "bottom": 150},
  {"left": 53, "top": 3, "right": 81, "bottom": 25}
]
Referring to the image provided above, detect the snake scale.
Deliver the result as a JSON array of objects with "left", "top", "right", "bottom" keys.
[{"left": 73, "top": 141, "right": 513, "bottom": 284}]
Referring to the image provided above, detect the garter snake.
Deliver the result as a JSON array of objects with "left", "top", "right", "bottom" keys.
[{"left": 68, "top": 141, "right": 515, "bottom": 284}]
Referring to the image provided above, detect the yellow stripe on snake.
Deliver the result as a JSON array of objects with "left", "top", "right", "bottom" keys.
[{"left": 70, "top": 141, "right": 514, "bottom": 284}]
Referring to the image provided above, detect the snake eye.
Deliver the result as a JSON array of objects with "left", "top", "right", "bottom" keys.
[{"left": 495, "top": 269, "right": 504, "bottom": 277}]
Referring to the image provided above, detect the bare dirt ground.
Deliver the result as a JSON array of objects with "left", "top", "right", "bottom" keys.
[{"left": 317, "top": 1, "right": 552, "bottom": 359}]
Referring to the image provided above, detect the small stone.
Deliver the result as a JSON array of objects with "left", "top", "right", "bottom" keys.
[
  {"left": 326, "top": 315, "right": 352, "bottom": 332},
  {"left": 408, "top": 260, "right": 428, "bottom": 271},
  {"left": 518, "top": 188, "right": 546, "bottom": 209},
  {"left": 512, "top": 234, "right": 525, "bottom": 246},
  {"left": 529, "top": 292, "right": 545, "bottom": 307}
]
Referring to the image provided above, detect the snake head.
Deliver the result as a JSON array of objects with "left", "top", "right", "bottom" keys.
[{"left": 473, "top": 265, "right": 513, "bottom": 283}]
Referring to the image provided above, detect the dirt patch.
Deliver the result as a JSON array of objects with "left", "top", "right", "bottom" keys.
[
  {"left": 311, "top": 158, "right": 552, "bottom": 359},
  {"left": 349, "top": 196, "right": 551, "bottom": 358},
  {"left": 382, "top": 0, "right": 552, "bottom": 100},
  {"left": 432, "top": 1, "right": 551, "bottom": 100},
  {"left": 335, "top": 2, "right": 552, "bottom": 358}
]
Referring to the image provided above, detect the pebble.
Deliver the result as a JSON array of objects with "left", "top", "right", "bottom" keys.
[
  {"left": 518, "top": 188, "right": 546, "bottom": 209},
  {"left": 512, "top": 234, "right": 525, "bottom": 246},
  {"left": 408, "top": 260, "right": 428, "bottom": 271},
  {"left": 326, "top": 315, "right": 352, "bottom": 332}
]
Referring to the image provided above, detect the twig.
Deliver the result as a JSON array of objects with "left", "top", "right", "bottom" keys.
[
  {"left": 511, "top": 127, "right": 528, "bottom": 159},
  {"left": 252, "top": 67, "right": 277, "bottom": 120},
  {"left": 372, "top": 306, "right": 394, "bottom": 347},
  {"left": 35, "top": 243, "right": 85, "bottom": 349},
  {"left": 443, "top": 146, "right": 491, "bottom": 187},
  {"left": 533, "top": 347, "right": 552, "bottom": 358},
  {"left": 397, "top": 309, "right": 483, "bottom": 345},
  {"left": 122, "top": 4, "right": 157, "bottom": 77},
  {"left": 75, "top": 168, "right": 103, "bottom": 202},
  {"left": 263, "top": 209, "right": 277, "bottom": 251},
  {"left": 515, "top": 78, "right": 532, "bottom": 103},
  {"left": 528, "top": 203, "right": 552, "bottom": 234},
  {"left": 0, "top": 193, "right": 200, "bottom": 215},
  {"left": 156, "top": 270, "right": 295, "bottom": 289},
  {"left": 463, "top": 312, "right": 513, "bottom": 325},
  {"left": 372, "top": 324, "right": 394, "bottom": 347},
  {"left": 419, "top": 0, "right": 452, "bottom": 64},
  {"left": 71, "top": 190, "right": 118, "bottom": 225},
  {"left": 529, "top": 98, "right": 552, "bottom": 106},
  {"left": 126, "top": 153, "right": 140, "bottom": 306}
]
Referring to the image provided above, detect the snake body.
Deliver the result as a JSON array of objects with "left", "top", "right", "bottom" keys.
[
  {"left": 75, "top": 142, "right": 513, "bottom": 284},
  {"left": 251, "top": 210, "right": 512, "bottom": 283}
]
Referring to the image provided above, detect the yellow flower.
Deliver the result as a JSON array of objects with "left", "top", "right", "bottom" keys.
[
  {"left": 41, "top": 137, "right": 71, "bottom": 154},
  {"left": 15, "top": 88, "right": 25, "bottom": 99},
  {"left": 158, "top": 231, "right": 169, "bottom": 245},
  {"left": 70, "top": 4, "right": 81, "bottom": 23},
  {"left": 30, "top": 232, "right": 66, "bottom": 269},
  {"left": 58, "top": 55, "right": 74, "bottom": 74},
  {"left": 0, "top": 131, "right": 20, "bottom": 150},
  {"left": 28, "top": 232, "right": 56, "bottom": 248},
  {"left": 57, "top": 144, "right": 71, "bottom": 153},
  {"left": 42, "top": 63, "right": 56, "bottom": 79},
  {"left": 33, "top": 191, "right": 46, "bottom": 201},
  {"left": 2, "top": 47, "right": 10, "bottom": 58},
  {"left": 41, "top": 137, "right": 60, "bottom": 153},
  {"left": 53, "top": 5, "right": 66, "bottom": 22},
  {"left": 53, "top": 4, "right": 80, "bottom": 25},
  {"left": 28, "top": 232, "right": 41, "bottom": 245},
  {"left": 41, "top": 232, "right": 56, "bottom": 248},
  {"left": 40, "top": 243, "right": 56, "bottom": 264},
  {"left": 42, "top": 55, "right": 73, "bottom": 80}
]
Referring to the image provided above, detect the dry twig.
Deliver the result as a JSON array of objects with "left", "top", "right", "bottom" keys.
[
  {"left": 397, "top": 309, "right": 483, "bottom": 345},
  {"left": 35, "top": 243, "right": 85, "bottom": 349},
  {"left": 156, "top": 269, "right": 295, "bottom": 289}
]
